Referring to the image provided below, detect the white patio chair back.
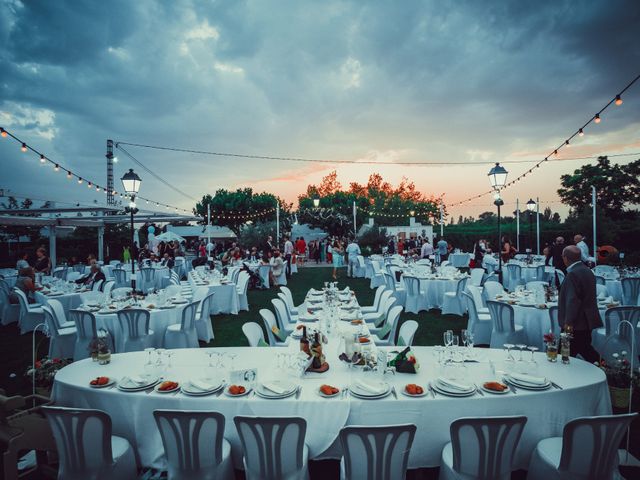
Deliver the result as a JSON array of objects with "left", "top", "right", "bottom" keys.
[
  {"left": 357, "top": 255, "right": 366, "bottom": 269},
  {"left": 53, "top": 266, "right": 68, "bottom": 280},
  {"left": 463, "top": 292, "right": 482, "bottom": 331},
  {"left": 139, "top": 267, "right": 156, "bottom": 291},
  {"left": 621, "top": 277, "right": 640, "bottom": 306},
  {"left": 258, "top": 264, "right": 271, "bottom": 289},
  {"left": 339, "top": 424, "right": 416, "bottom": 480},
  {"left": 116, "top": 308, "right": 152, "bottom": 352},
  {"left": 153, "top": 409, "right": 232, "bottom": 480},
  {"left": 454, "top": 277, "right": 468, "bottom": 297},
  {"left": 260, "top": 308, "right": 284, "bottom": 346},
  {"left": 486, "top": 301, "right": 516, "bottom": 333},
  {"left": 43, "top": 406, "right": 136, "bottom": 480},
  {"left": 48, "top": 298, "right": 70, "bottom": 330},
  {"left": 534, "top": 265, "right": 546, "bottom": 281},
  {"left": 470, "top": 268, "right": 484, "bottom": 287},
  {"left": 381, "top": 305, "right": 403, "bottom": 342},
  {"left": 467, "top": 285, "right": 486, "bottom": 311},
  {"left": 271, "top": 298, "right": 292, "bottom": 330},
  {"left": 594, "top": 275, "right": 606, "bottom": 286},
  {"left": 448, "top": 416, "right": 527, "bottom": 480},
  {"left": 279, "top": 286, "right": 297, "bottom": 313},
  {"left": 198, "top": 292, "right": 215, "bottom": 322},
  {"left": 368, "top": 286, "right": 386, "bottom": 311},
  {"left": 180, "top": 301, "right": 200, "bottom": 332},
  {"left": 243, "top": 322, "right": 265, "bottom": 347},
  {"left": 382, "top": 272, "right": 397, "bottom": 292},
  {"left": 112, "top": 268, "right": 127, "bottom": 286},
  {"left": 402, "top": 275, "right": 421, "bottom": 296},
  {"left": 482, "top": 281, "right": 505, "bottom": 301},
  {"left": 556, "top": 414, "right": 636, "bottom": 479},
  {"left": 102, "top": 280, "right": 115, "bottom": 297},
  {"left": 69, "top": 309, "right": 99, "bottom": 358},
  {"left": 234, "top": 416, "right": 308, "bottom": 480},
  {"left": 397, "top": 320, "right": 418, "bottom": 346}
]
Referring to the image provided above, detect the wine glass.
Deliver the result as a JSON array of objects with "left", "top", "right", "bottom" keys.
[
  {"left": 143, "top": 348, "right": 155, "bottom": 377},
  {"left": 461, "top": 329, "right": 468, "bottom": 347},
  {"left": 503, "top": 343, "right": 515, "bottom": 362},
  {"left": 227, "top": 352, "right": 237, "bottom": 371},
  {"left": 516, "top": 344, "right": 527, "bottom": 361},
  {"left": 527, "top": 346, "right": 539, "bottom": 364},
  {"left": 443, "top": 330, "right": 453, "bottom": 347}
]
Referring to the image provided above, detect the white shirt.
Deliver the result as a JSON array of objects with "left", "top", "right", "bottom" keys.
[
  {"left": 346, "top": 242, "right": 361, "bottom": 256},
  {"left": 16, "top": 259, "right": 29, "bottom": 270},
  {"left": 421, "top": 243, "right": 434, "bottom": 257},
  {"left": 284, "top": 240, "right": 293, "bottom": 255},
  {"left": 576, "top": 241, "right": 589, "bottom": 262}
]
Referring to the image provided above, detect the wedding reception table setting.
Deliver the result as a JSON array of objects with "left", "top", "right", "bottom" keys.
[{"left": 188, "top": 269, "right": 239, "bottom": 315}]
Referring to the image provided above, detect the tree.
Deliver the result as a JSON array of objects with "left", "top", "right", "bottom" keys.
[{"left": 557, "top": 156, "right": 640, "bottom": 218}]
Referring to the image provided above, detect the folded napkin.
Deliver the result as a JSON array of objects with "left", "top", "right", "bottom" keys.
[
  {"left": 437, "top": 377, "right": 473, "bottom": 392},
  {"left": 510, "top": 372, "right": 547, "bottom": 385},
  {"left": 262, "top": 381, "right": 289, "bottom": 395},
  {"left": 189, "top": 378, "right": 214, "bottom": 391},
  {"left": 355, "top": 379, "right": 386, "bottom": 395}
]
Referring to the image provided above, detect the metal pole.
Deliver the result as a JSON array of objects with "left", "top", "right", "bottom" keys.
[
  {"left": 353, "top": 201, "right": 357, "bottom": 237},
  {"left": 536, "top": 196, "right": 540, "bottom": 255},
  {"left": 529, "top": 212, "right": 533, "bottom": 252},
  {"left": 497, "top": 201, "right": 502, "bottom": 283},
  {"left": 592, "top": 185, "right": 597, "bottom": 266},
  {"left": 439, "top": 204, "right": 444, "bottom": 237},
  {"left": 516, "top": 198, "right": 520, "bottom": 252},
  {"left": 106, "top": 140, "right": 114, "bottom": 207},
  {"left": 207, "top": 203, "right": 211, "bottom": 252},
  {"left": 276, "top": 202, "right": 280, "bottom": 248},
  {"left": 130, "top": 198, "right": 136, "bottom": 291}
]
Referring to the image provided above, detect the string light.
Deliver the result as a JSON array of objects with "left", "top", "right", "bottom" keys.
[
  {"left": 54, "top": 164, "right": 60, "bottom": 172},
  {"left": 0, "top": 127, "right": 6, "bottom": 138},
  {"left": 21, "top": 143, "right": 27, "bottom": 152},
  {"left": 78, "top": 178, "right": 83, "bottom": 184},
  {"left": 594, "top": 113, "right": 601, "bottom": 124},
  {"left": 578, "top": 128, "right": 584, "bottom": 136},
  {"left": 40, "top": 154, "right": 46, "bottom": 163},
  {"left": 615, "top": 95, "right": 623, "bottom": 106},
  {"left": 67, "top": 171, "right": 72, "bottom": 179}
]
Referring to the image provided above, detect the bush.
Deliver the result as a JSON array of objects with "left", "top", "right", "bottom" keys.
[{"left": 358, "top": 226, "right": 388, "bottom": 254}]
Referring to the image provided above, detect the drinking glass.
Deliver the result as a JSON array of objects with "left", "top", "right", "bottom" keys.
[
  {"left": 503, "top": 343, "right": 515, "bottom": 362},
  {"left": 443, "top": 330, "right": 453, "bottom": 347},
  {"left": 527, "top": 346, "right": 539, "bottom": 364},
  {"left": 461, "top": 329, "right": 468, "bottom": 347},
  {"left": 143, "top": 348, "right": 155, "bottom": 377},
  {"left": 227, "top": 352, "right": 237, "bottom": 371},
  {"left": 516, "top": 344, "right": 527, "bottom": 361}
]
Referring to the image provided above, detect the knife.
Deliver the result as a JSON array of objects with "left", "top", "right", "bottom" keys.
[
  {"left": 474, "top": 384, "right": 484, "bottom": 396},
  {"left": 391, "top": 386, "right": 398, "bottom": 399},
  {"left": 551, "top": 381, "right": 563, "bottom": 390},
  {"left": 428, "top": 383, "right": 438, "bottom": 398}
]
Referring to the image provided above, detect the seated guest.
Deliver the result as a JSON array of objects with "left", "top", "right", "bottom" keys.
[
  {"left": 246, "top": 246, "right": 260, "bottom": 262},
  {"left": 160, "top": 253, "right": 175, "bottom": 269},
  {"left": 16, "top": 251, "right": 30, "bottom": 270},
  {"left": 34, "top": 248, "right": 51, "bottom": 275},
  {"left": 86, "top": 253, "right": 97, "bottom": 265},
  {"left": 75, "top": 264, "right": 106, "bottom": 288},
  {"left": 12, "top": 267, "right": 41, "bottom": 303}
]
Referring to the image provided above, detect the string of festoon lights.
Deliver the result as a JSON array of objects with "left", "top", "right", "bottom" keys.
[
  {"left": 448, "top": 72, "right": 640, "bottom": 208},
  {"left": 0, "top": 127, "right": 193, "bottom": 214},
  {"left": 206, "top": 207, "right": 277, "bottom": 220}
]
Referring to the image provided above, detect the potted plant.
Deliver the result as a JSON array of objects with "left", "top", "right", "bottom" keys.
[
  {"left": 596, "top": 351, "right": 632, "bottom": 409},
  {"left": 26, "top": 357, "right": 73, "bottom": 396}
]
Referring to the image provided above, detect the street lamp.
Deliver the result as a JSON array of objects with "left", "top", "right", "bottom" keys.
[
  {"left": 488, "top": 163, "right": 508, "bottom": 282},
  {"left": 313, "top": 197, "right": 320, "bottom": 208},
  {"left": 526, "top": 198, "right": 536, "bottom": 253},
  {"left": 121, "top": 168, "right": 141, "bottom": 291}
]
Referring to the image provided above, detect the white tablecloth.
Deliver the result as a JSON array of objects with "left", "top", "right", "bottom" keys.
[
  {"left": 52, "top": 345, "right": 610, "bottom": 470},
  {"left": 416, "top": 277, "right": 460, "bottom": 309},
  {"left": 0, "top": 269, "right": 18, "bottom": 287},
  {"left": 35, "top": 291, "right": 84, "bottom": 316},
  {"left": 188, "top": 274, "right": 239, "bottom": 315},
  {"left": 448, "top": 253, "right": 471, "bottom": 268},
  {"left": 503, "top": 263, "right": 555, "bottom": 290}
]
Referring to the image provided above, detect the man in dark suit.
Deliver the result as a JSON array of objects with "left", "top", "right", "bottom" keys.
[
  {"left": 545, "top": 236, "right": 566, "bottom": 273},
  {"left": 557, "top": 245, "right": 602, "bottom": 363},
  {"left": 75, "top": 264, "right": 106, "bottom": 289}
]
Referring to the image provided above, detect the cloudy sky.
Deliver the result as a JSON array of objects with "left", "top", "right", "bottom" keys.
[{"left": 1, "top": 0, "right": 639, "bottom": 220}]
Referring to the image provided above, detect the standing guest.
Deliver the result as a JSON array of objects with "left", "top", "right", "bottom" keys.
[
  {"left": 436, "top": 237, "right": 449, "bottom": 262},
  {"left": 283, "top": 236, "right": 294, "bottom": 277},
  {"left": 574, "top": 234, "right": 590, "bottom": 263},
  {"left": 247, "top": 247, "right": 260, "bottom": 262},
  {"left": 501, "top": 236, "right": 514, "bottom": 263},
  {"left": 326, "top": 240, "right": 333, "bottom": 264},
  {"left": 34, "top": 248, "right": 51, "bottom": 275},
  {"left": 332, "top": 240, "right": 344, "bottom": 280},
  {"left": 346, "top": 238, "right": 362, "bottom": 277},
  {"left": 123, "top": 246, "right": 131, "bottom": 264},
  {"left": 546, "top": 237, "right": 567, "bottom": 273},
  {"left": 397, "top": 238, "right": 405, "bottom": 256},
  {"left": 421, "top": 239, "right": 434, "bottom": 258},
  {"left": 297, "top": 236, "right": 307, "bottom": 260},
  {"left": 387, "top": 237, "right": 396, "bottom": 254},
  {"left": 270, "top": 250, "right": 285, "bottom": 286},
  {"left": 308, "top": 241, "right": 317, "bottom": 264},
  {"left": 557, "top": 245, "right": 602, "bottom": 363},
  {"left": 198, "top": 241, "right": 206, "bottom": 258},
  {"left": 75, "top": 264, "right": 106, "bottom": 289},
  {"left": 473, "top": 239, "right": 487, "bottom": 269},
  {"left": 319, "top": 238, "right": 326, "bottom": 263},
  {"left": 264, "top": 235, "right": 275, "bottom": 254},
  {"left": 16, "top": 251, "right": 30, "bottom": 270},
  {"left": 13, "top": 267, "right": 41, "bottom": 303}
]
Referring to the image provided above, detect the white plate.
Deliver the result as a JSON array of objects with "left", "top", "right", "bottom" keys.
[
  {"left": 89, "top": 378, "right": 115, "bottom": 389},
  {"left": 400, "top": 386, "right": 428, "bottom": 398},
  {"left": 504, "top": 375, "right": 550, "bottom": 390},
  {"left": 172, "top": 300, "right": 188, "bottom": 304},
  {"left": 181, "top": 379, "right": 224, "bottom": 396},
  {"left": 433, "top": 380, "right": 476, "bottom": 397},
  {"left": 117, "top": 376, "right": 159, "bottom": 391},
  {"left": 480, "top": 382, "right": 511, "bottom": 395},
  {"left": 155, "top": 382, "right": 180, "bottom": 394},
  {"left": 350, "top": 381, "right": 390, "bottom": 398},
  {"left": 255, "top": 381, "right": 298, "bottom": 399},
  {"left": 318, "top": 388, "right": 341, "bottom": 398},
  {"left": 224, "top": 385, "right": 252, "bottom": 397}
]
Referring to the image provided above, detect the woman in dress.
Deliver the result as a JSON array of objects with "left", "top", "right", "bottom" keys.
[
  {"left": 270, "top": 250, "right": 285, "bottom": 286},
  {"left": 332, "top": 240, "right": 344, "bottom": 280},
  {"left": 501, "top": 236, "right": 514, "bottom": 263},
  {"left": 34, "top": 248, "right": 51, "bottom": 275}
]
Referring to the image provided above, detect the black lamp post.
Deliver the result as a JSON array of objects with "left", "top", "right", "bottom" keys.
[
  {"left": 121, "top": 168, "right": 141, "bottom": 291},
  {"left": 488, "top": 163, "right": 508, "bottom": 282},
  {"left": 526, "top": 198, "right": 536, "bottom": 252}
]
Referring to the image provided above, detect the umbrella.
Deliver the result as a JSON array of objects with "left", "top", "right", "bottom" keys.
[{"left": 154, "top": 231, "right": 186, "bottom": 243}]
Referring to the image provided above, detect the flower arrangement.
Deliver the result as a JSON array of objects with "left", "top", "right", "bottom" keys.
[
  {"left": 543, "top": 332, "right": 556, "bottom": 344},
  {"left": 596, "top": 352, "right": 632, "bottom": 388},
  {"left": 26, "top": 357, "right": 72, "bottom": 389}
]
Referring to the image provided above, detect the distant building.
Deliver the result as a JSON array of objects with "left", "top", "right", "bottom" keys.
[
  {"left": 358, "top": 217, "right": 434, "bottom": 243},
  {"left": 166, "top": 224, "right": 236, "bottom": 240}
]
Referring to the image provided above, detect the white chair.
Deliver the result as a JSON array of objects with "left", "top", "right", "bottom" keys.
[
  {"left": 382, "top": 272, "right": 405, "bottom": 307},
  {"left": 504, "top": 264, "right": 524, "bottom": 292},
  {"left": 482, "top": 281, "right": 504, "bottom": 304},
  {"left": 116, "top": 309, "right": 154, "bottom": 353},
  {"left": 53, "top": 266, "right": 68, "bottom": 280},
  {"left": 0, "top": 282, "right": 19, "bottom": 325},
  {"left": 467, "top": 285, "right": 489, "bottom": 316},
  {"left": 462, "top": 292, "right": 492, "bottom": 346},
  {"left": 42, "top": 406, "right": 137, "bottom": 480},
  {"left": 276, "top": 261, "right": 288, "bottom": 286},
  {"left": 258, "top": 265, "right": 271, "bottom": 289},
  {"left": 364, "top": 293, "right": 395, "bottom": 328},
  {"left": 469, "top": 268, "right": 484, "bottom": 287},
  {"left": 164, "top": 301, "right": 200, "bottom": 349},
  {"left": 358, "top": 286, "right": 385, "bottom": 315},
  {"left": 397, "top": 320, "right": 418, "bottom": 346},
  {"left": 486, "top": 301, "right": 527, "bottom": 349},
  {"left": 139, "top": 267, "right": 156, "bottom": 293},
  {"left": 594, "top": 275, "right": 606, "bottom": 286},
  {"left": 369, "top": 261, "right": 386, "bottom": 289},
  {"left": 621, "top": 278, "right": 640, "bottom": 306},
  {"left": 441, "top": 278, "right": 468, "bottom": 316},
  {"left": 592, "top": 306, "right": 640, "bottom": 360},
  {"left": 72, "top": 264, "right": 86, "bottom": 274},
  {"left": 439, "top": 415, "right": 527, "bottom": 480},
  {"left": 371, "top": 305, "right": 403, "bottom": 346},
  {"left": 234, "top": 416, "right": 309, "bottom": 480},
  {"left": 260, "top": 309, "right": 289, "bottom": 347},
  {"left": 270, "top": 299, "right": 295, "bottom": 333},
  {"left": 91, "top": 279, "right": 104, "bottom": 292},
  {"left": 534, "top": 264, "right": 547, "bottom": 282},
  {"left": 527, "top": 413, "right": 637, "bottom": 480},
  {"left": 69, "top": 309, "right": 109, "bottom": 360},
  {"left": 279, "top": 286, "right": 301, "bottom": 317},
  {"left": 339, "top": 424, "right": 416, "bottom": 480},
  {"left": 356, "top": 255, "right": 367, "bottom": 278},
  {"left": 194, "top": 291, "right": 215, "bottom": 342},
  {"left": 112, "top": 268, "right": 128, "bottom": 288},
  {"left": 153, "top": 409, "right": 234, "bottom": 480},
  {"left": 13, "top": 288, "right": 45, "bottom": 334},
  {"left": 237, "top": 272, "right": 250, "bottom": 311},
  {"left": 102, "top": 280, "right": 115, "bottom": 297},
  {"left": 402, "top": 276, "right": 425, "bottom": 314},
  {"left": 243, "top": 322, "right": 266, "bottom": 347},
  {"left": 42, "top": 306, "right": 76, "bottom": 359},
  {"left": 553, "top": 270, "right": 565, "bottom": 286},
  {"left": 596, "top": 284, "right": 608, "bottom": 299}
]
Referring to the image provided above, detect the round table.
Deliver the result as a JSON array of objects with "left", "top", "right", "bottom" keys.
[
  {"left": 52, "top": 345, "right": 610, "bottom": 470},
  {"left": 415, "top": 277, "right": 461, "bottom": 309},
  {"left": 188, "top": 274, "right": 239, "bottom": 315}
]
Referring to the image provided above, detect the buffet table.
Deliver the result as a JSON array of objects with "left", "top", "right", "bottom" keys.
[{"left": 52, "top": 344, "right": 610, "bottom": 470}]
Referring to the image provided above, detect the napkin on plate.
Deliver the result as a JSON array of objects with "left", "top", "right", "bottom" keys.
[
  {"left": 355, "top": 379, "right": 387, "bottom": 395},
  {"left": 188, "top": 378, "right": 215, "bottom": 391},
  {"left": 509, "top": 372, "right": 547, "bottom": 385},
  {"left": 262, "top": 381, "right": 289, "bottom": 395},
  {"left": 437, "top": 377, "right": 473, "bottom": 392}
]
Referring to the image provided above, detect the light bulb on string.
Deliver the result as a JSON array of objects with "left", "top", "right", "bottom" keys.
[
  {"left": 578, "top": 128, "right": 584, "bottom": 137},
  {"left": 87, "top": 182, "right": 92, "bottom": 188},
  {"left": 40, "top": 154, "right": 46, "bottom": 164},
  {"left": 54, "top": 164, "right": 60, "bottom": 172},
  {"left": 67, "top": 172, "right": 72, "bottom": 179},
  {"left": 0, "top": 128, "right": 7, "bottom": 137},
  {"left": 78, "top": 178, "right": 83, "bottom": 184},
  {"left": 615, "top": 95, "right": 623, "bottom": 106},
  {"left": 21, "top": 143, "right": 27, "bottom": 152},
  {"left": 594, "top": 113, "right": 601, "bottom": 124},
  {"left": 565, "top": 140, "right": 570, "bottom": 147},
  {"left": 96, "top": 186, "right": 101, "bottom": 192}
]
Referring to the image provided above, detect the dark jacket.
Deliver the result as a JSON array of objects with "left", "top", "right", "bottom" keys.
[
  {"left": 546, "top": 243, "right": 566, "bottom": 272},
  {"left": 558, "top": 262, "right": 602, "bottom": 331},
  {"left": 75, "top": 270, "right": 106, "bottom": 288}
]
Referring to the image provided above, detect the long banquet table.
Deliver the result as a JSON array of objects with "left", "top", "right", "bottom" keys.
[{"left": 52, "top": 343, "right": 610, "bottom": 470}]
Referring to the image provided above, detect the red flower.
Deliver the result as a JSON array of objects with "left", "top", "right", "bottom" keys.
[
  {"left": 35, "top": 361, "right": 42, "bottom": 369},
  {"left": 53, "top": 358, "right": 61, "bottom": 364}
]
